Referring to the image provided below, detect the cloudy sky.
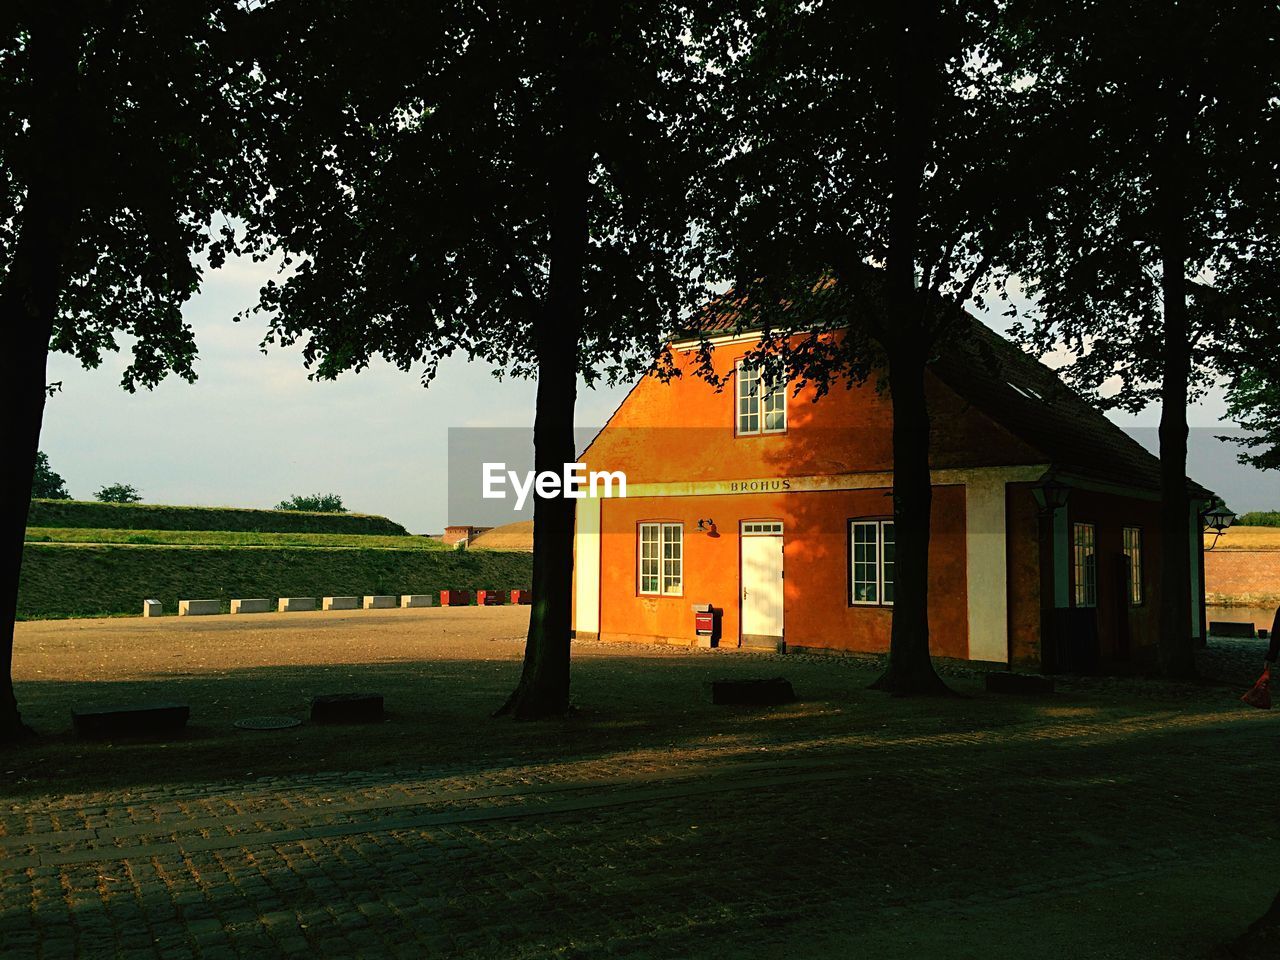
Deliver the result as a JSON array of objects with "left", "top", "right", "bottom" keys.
[{"left": 40, "top": 254, "right": 1275, "bottom": 534}]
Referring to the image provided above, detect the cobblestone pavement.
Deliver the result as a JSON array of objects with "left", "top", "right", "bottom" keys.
[{"left": 2, "top": 620, "right": 1276, "bottom": 959}]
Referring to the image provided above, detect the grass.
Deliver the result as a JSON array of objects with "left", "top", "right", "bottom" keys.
[
  {"left": 25, "top": 526, "right": 451, "bottom": 550},
  {"left": 16, "top": 542, "right": 531, "bottom": 618},
  {"left": 1206, "top": 524, "right": 1280, "bottom": 550},
  {"left": 27, "top": 498, "right": 409, "bottom": 535}
]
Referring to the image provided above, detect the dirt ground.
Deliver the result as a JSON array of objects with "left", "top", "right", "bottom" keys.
[{"left": 3, "top": 608, "right": 1278, "bottom": 959}]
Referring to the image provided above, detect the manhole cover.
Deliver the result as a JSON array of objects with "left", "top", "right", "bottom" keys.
[{"left": 234, "top": 716, "right": 302, "bottom": 730}]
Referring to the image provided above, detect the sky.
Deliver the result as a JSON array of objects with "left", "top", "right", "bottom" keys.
[{"left": 39, "top": 254, "right": 1277, "bottom": 534}]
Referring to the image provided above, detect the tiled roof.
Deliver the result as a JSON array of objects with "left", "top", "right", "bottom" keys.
[{"left": 674, "top": 288, "right": 1211, "bottom": 497}]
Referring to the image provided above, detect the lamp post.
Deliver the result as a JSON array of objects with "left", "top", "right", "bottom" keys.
[{"left": 1201, "top": 499, "right": 1236, "bottom": 551}]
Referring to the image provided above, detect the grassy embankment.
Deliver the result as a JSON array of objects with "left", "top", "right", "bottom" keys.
[
  {"left": 17, "top": 543, "right": 532, "bottom": 619},
  {"left": 27, "top": 498, "right": 409, "bottom": 535},
  {"left": 20, "top": 500, "right": 531, "bottom": 619}
]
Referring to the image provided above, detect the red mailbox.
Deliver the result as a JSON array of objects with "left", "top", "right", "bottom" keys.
[
  {"left": 692, "top": 603, "right": 720, "bottom": 647},
  {"left": 510, "top": 589, "right": 532, "bottom": 605},
  {"left": 439, "top": 590, "right": 471, "bottom": 606},
  {"left": 477, "top": 590, "right": 504, "bottom": 606}
]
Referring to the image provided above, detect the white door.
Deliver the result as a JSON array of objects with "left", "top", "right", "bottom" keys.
[{"left": 741, "top": 523, "right": 784, "bottom": 645}]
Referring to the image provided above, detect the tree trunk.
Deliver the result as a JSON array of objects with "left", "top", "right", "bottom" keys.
[
  {"left": 0, "top": 10, "right": 82, "bottom": 742},
  {"left": 868, "top": 0, "right": 950, "bottom": 696},
  {"left": 497, "top": 49, "right": 591, "bottom": 720},
  {"left": 1155, "top": 80, "right": 1197, "bottom": 682},
  {"left": 870, "top": 340, "right": 951, "bottom": 695}
]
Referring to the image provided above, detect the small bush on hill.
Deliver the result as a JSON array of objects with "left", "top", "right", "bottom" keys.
[
  {"left": 1238, "top": 511, "right": 1280, "bottom": 528},
  {"left": 95, "top": 483, "right": 142, "bottom": 504},
  {"left": 276, "top": 493, "right": 346, "bottom": 512}
]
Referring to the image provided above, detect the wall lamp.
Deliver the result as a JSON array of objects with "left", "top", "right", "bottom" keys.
[
  {"left": 1031, "top": 477, "right": 1071, "bottom": 515},
  {"left": 696, "top": 518, "right": 717, "bottom": 534},
  {"left": 1202, "top": 499, "right": 1236, "bottom": 551}
]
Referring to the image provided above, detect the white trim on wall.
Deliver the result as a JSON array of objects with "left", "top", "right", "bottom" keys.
[
  {"left": 965, "top": 475, "right": 1011, "bottom": 663},
  {"left": 573, "top": 496, "right": 602, "bottom": 634}
]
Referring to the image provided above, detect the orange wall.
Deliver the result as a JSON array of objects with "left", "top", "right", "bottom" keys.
[
  {"left": 594, "top": 485, "right": 970, "bottom": 659},
  {"left": 582, "top": 334, "right": 1044, "bottom": 483}
]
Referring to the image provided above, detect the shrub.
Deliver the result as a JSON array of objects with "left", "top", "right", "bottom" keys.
[
  {"left": 95, "top": 483, "right": 142, "bottom": 504},
  {"left": 1238, "top": 511, "right": 1280, "bottom": 528},
  {"left": 276, "top": 493, "right": 347, "bottom": 513}
]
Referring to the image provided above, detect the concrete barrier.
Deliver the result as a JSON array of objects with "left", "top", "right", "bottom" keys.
[
  {"left": 400, "top": 594, "right": 435, "bottom": 608},
  {"left": 231, "top": 598, "right": 272, "bottom": 614},
  {"left": 143, "top": 599, "right": 162, "bottom": 618},
  {"left": 439, "top": 590, "right": 471, "bottom": 606},
  {"left": 477, "top": 590, "right": 504, "bottom": 606},
  {"left": 363, "top": 595, "right": 397, "bottom": 609},
  {"left": 178, "top": 599, "right": 220, "bottom": 616},
  {"left": 323, "top": 596, "right": 360, "bottom": 611},
  {"left": 510, "top": 590, "right": 532, "bottom": 605},
  {"left": 278, "top": 597, "right": 316, "bottom": 612}
]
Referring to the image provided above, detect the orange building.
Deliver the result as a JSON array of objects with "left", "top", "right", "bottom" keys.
[{"left": 572, "top": 316, "right": 1215, "bottom": 672}]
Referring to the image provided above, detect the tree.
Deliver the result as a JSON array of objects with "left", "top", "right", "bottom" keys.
[
  {"left": 238, "top": 1, "right": 704, "bottom": 717},
  {"left": 30, "top": 452, "right": 70, "bottom": 500},
  {"left": 1002, "top": 0, "right": 1280, "bottom": 679},
  {"left": 687, "top": 1, "right": 1051, "bottom": 693},
  {"left": 275, "top": 493, "right": 347, "bottom": 513},
  {"left": 94, "top": 483, "right": 142, "bottom": 504},
  {"left": 0, "top": 2, "right": 248, "bottom": 739}
]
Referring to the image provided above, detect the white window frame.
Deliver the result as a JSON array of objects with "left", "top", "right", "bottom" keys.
[
  {"left": 850, "top": 519, "right": 895, "bottom": 606},
  {"left": 1073, "top": 522, "right": 1097, "bottom": 608},
  {"left": 735, "top": 361, "right": 787, "bottom": 436},
  {"left": 638, "top": 522, "right": 683, "bottom": 597},
  {"left": 1123, "top": 526, "right": 1144, "bottom": 606}
]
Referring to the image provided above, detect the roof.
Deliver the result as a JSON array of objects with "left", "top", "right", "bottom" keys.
[
  {"left": 672, "top": 287, "right": 1211, "bottom": 498},
  {"left": 930, "top": 315, "right": 1211, "bottom": 497}
]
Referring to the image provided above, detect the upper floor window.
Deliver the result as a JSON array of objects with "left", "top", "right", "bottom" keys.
[
  {"left": 1123, "top": 526, "right": 1144, "bottom": 606},
  {"left": 1073, "top": 522, "right": 1097, "bottom": 608},
  {"left": 639, "top": 522, "right": 683, "bottom": 596},
  {"left": 850, "top": 519, "right": 895, "bottom": 606},
  {"left": 736, "top": 361, "right": 786, "bottom": 435}
]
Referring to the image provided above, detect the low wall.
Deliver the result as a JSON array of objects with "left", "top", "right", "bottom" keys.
[
  {"left": 16, "top": 544, "right": 532, "bottom": 619},
  {"left": 1205, "top": 549, "right": 1280, "bottom": 606}
]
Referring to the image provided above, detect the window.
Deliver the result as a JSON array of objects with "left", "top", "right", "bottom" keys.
[
  {"left": 850, "top": 519, "right": 895, "bottom": 606},
  {"left": 742, "top": 521, "right": 783, "bottom": 535},
  {"left": 736, "top": 362, "right": 786, "bottom": 435},
  {"left": 639, "top": 522, "right": 682, "bottom": 596},
  {"left": 1123, "top": 526, "right": 1144, "bottom": 606},
  {"left": 1073, "top": 522, "right": 1097, "bottom": 608}
]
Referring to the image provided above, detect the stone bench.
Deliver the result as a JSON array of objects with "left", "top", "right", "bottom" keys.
[
  {"left": 706, "top": 677, "right": 796, "bottom": 706},
  {"left": 363, "top": 595, "right": 397, "bottom": 609},
  {"left": 231, "top": 598, "right": 271, "bottom": 614},
  {"left": 142, "top": 599, "right": 163, "bottom": 618},
  {"left": 1209, "top": 621, "right": 1257, "bottom": 639},
  {"left": 985, "top": 672, "right": 1055, "bottom": 696},
  {"left": 178, "top": 599, "right": 220, "bottom": 616},
  {"left": 400, "top": 594, "right": 436, "bottom": 608},
  {"left": 323, "top": 596, "right": 360, "bottom": 611},
  {"left": 278, "top": 597, "right": 316, "bottom": 612},
  {"left": 73, "top": 702, "right": 190, "bottom": 739},
  {"left": 310, "top": 693, "right": 384, "bottom": 724}
]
